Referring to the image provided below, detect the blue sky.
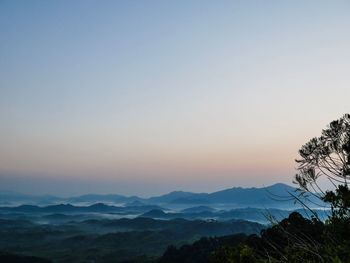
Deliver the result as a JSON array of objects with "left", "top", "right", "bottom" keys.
[{"left": 1, "top": 0, "right": 350, "bottom": 196}]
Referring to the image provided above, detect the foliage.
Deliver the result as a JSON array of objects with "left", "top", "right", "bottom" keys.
[
  {"left": 0, "top": 217, "right": 262, "bottom": 263},
  {"left": 295, "top": 114, "right": 350, "bottom": 214},
  {"left": 0, "top": 252, "right": 51, "bottom": 263},
  {"left": 158, "top": 234, "right": 247, "bottom": 263},
  {"left": 209, "top": 245, "right": 259, "bottom": 263}
]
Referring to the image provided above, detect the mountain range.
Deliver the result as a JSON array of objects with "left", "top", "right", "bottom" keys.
[{"left": 0, "top": 183, "right": 321, "bottom": 209}]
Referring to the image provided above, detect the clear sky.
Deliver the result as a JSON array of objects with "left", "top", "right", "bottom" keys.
[{"left": 1, "top": 0, "right": 350, "bottom": 196}]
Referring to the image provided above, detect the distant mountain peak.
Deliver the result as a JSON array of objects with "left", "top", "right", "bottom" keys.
[
  {"left": 140, "top": 209, "right": 167, "bottom": 218},
  {"left": 267, "top": 183, "right": 294, "bottom": 188}
]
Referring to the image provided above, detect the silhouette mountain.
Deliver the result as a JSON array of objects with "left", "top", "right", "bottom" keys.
[
  {"left": 140, "top": 209, "right": 169, "bottom": 218},
  {"left": 144, "top": 183, "right": 308, "bottom": 208},
  {"left": 0, "top": 183, "right": 317, "bottom": 209},
  {"left": 147, "top": 191, "right": 207, "bottom": 203}
]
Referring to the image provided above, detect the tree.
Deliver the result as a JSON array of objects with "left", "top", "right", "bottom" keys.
[
  {"left": 295, "top": 113, "right": 350, "bottom": 218},
  {"left": 294, "top": 114, "right": 350, "bottom": 262}
]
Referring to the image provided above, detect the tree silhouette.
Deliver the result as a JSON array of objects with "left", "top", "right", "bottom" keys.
[{"left": 295, "top": 113, "right": 350, "bottom": 218}]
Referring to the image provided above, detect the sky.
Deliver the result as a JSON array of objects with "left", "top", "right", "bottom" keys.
[{"left": 0, "top": 0, "right": 350, "bottom": 197}]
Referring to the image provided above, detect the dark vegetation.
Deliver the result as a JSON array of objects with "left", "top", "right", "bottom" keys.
[
  {"left": 0, "top": 217, "right": 263, "bottom": 263},
  {"left": 157, "top": 212, "right": 327, "bottom": 263},
  {"left": 0, "top": 252, "right": 51, "bottom": 263}
]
